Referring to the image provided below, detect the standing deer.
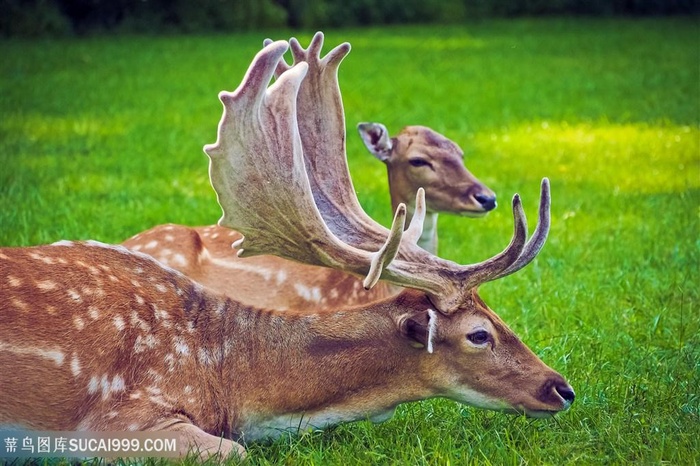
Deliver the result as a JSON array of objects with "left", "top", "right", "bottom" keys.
[
  {"left": 123, "top": 34, "right": 496, "bottom": 310},
  {"left": 0, "top": 35, "right": 574, "bottom": 460}
]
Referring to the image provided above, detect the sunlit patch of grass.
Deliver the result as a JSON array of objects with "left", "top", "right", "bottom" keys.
[
  {"left": 472, "top": 121, "right": 698, "bottom": 192},
  {"left": 2, "top": 114, "right": 129, "bottom": 143}
]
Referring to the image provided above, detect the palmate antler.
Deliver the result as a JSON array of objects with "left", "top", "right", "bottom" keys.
[
  {"left": 205, "top": 41, "right": 405, "bottom": 289},
  {"left": 260, "top": 33, "right": 551, "bottom": 299},
  {"left": 205, "top": 36, "right": 551, "bottom": 313}
]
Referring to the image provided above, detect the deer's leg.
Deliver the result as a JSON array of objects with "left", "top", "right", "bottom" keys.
[
  {"left": 77, "top": 402, "right": 245, "bottom": 461},
  {"left": 166, "top": 421, "right": 246, "bottom": 461}
]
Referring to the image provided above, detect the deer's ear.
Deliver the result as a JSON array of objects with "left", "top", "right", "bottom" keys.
[
  {"left": 358, "top": 122, "right": 393, "bottom": 162},
  {"left": 397, "top": 309, "right": 438, "bottom": 353}
]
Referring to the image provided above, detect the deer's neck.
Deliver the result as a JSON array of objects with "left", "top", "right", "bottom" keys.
[
  {"left": 216, "top": 292, "right": 435, "bottom": 441},
  {"left": 416, "top": 211, "right": 438, "bottom": 254}
]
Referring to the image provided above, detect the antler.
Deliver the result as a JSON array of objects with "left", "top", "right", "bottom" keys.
[
  {"left": 205, "top": 37, "right": 551, "bottom": 314},
  {"left": 262, "top": 32, "right": 402, "bottom": 249},
  {"left": 205, "top": 41, "right": 406, "bottom": 289}
]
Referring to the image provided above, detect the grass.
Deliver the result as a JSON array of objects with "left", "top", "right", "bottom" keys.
[{"left": 1, "top": 17, "right": 698, "bottom": 465}]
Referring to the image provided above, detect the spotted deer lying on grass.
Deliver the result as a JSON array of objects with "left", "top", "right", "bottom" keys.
[
  {"left": 123, "top": 34, "right": 496, "bottom": 310},
  {"left": 0, "top": 35, "right": 574, "bottom": 460}
]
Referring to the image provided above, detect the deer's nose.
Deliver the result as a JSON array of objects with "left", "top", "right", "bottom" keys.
[
  {"left": 555, "top": 383, "right": 576, "bottom": 408},
  {"left": 474, "top": 193, "right": 497, "bottom": 211},
  {"left": 538, "top": 375, "right": 575, "bottom": 410}
]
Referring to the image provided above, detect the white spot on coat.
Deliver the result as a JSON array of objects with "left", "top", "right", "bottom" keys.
[
  {"left": 11, "top": 298, "right": 29, "bottom": 311},
  {"left": 73, "top": 315, "right": 85, "bottom": 331},
  {"left": 294, "top": 283, "right": 322, "bottom": 303},
  {"left": 71, "top": 354, "right": 81, "bottom": 377},
  {"left": 67, "top": 289, "right": 82, "bottom": 302},
  {"left": 111, "top": 374, "right": 125, "bottom": 393},
  {"left": 164, "top": 353, "right": 175, "bottom": 372},
  {"left": 6, "top": 343, "right": 54, "bottom": 365},
  {"left": 149, "top": 395, "right": 173, "bottom": 409},
  {"left": 130, "top": 311, "right": 151, "bottom": 333},
  {"left": 133, "top": 334, "right": 158, "bottom": 353},
  {"left": 7, "top": 275, "right": 21, "bottom": 287},
  {"left": 51, "top": 240, "right": 74, "bottom": 247},
  {"left": 42, "top": 349, "right": 64, "bottom": 365},
  {"left": 197, "top": 348, "right": 213, "bottom": 366},
  {"left": 154, "top": 308, "right": 170, "bottom": 321},
  {"left": 88, "top": 306, "right": 100, "bottom": 320},
  {"left": 174, "top": 337, "right": 190, "bottom": 356},
  {"left": 100, "top": 375, "right": 111, "bottom": 400},
  {"left": 276, "top": 270, "right": 287, "bottom": 285},
  {"left": 88, "top": 376, "right": 99, "bottom": 394},
  {"left": 209, "top": 258, "right": 273, "bottom": 280},
  {"left": 147, "top": 386, "right": 162, "bottom": 396},
  {"left": 113, "top": 315, "right": 125, "bottom": 331},
  {"left": 36, "top": 280, "right": 57, "bottom": 291},
  {"left": 172, "top": 254, "right": 188, "bottom": 267},
  {"left": 29, "top": 252, "right": 55, "bottom": 264}
]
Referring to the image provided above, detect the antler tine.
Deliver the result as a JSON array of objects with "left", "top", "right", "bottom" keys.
[
  {"left": 206, "top": 41, "right": 407, "bottom": 289},
  {"left": 403, "top": 188, "right": 427, "bottom": 245},
  {"left": 290, "top": 33, "right": 321, "bottom": 62},
  {"left": 263, "top": 38, "right": 292, "bottom": 77},
  {"left": 225, "top": 40, "right": 289, "bottom": 111},
  {"left": 364, "top": 204, "right": 407, "bottom": 290},
  {"left": 460, "top": 192, "right": 529, "bottom": 288},
  {"left": 485, "top": 178, "right": 551, "bottom": 282}
]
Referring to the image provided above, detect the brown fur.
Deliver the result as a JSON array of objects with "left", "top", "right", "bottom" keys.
[
  {"left": 123, "top": 224, "right": 393, "bottom": 311},
  {"left": 0, "top": 242, "right": 572, "bottom": 460}
]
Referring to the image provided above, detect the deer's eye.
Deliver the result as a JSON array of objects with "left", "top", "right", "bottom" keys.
[
  {"left": 467, "top": 330, "right": 490, "bottom": 346},
  {"left": 408, "top": 158, "right": 432, "bottom": 169}
]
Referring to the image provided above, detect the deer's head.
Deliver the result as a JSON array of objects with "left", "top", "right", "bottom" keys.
[
  {"left": 359, "top": 123, "right": 497, "bottom": 216},
  {"left": 390, "top": 288, "right": 573, "bottom": 416}
]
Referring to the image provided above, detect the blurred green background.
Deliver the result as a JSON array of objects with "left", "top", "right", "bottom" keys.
[{"left": 1, "top": 0, "right": 698, "bottom": 37}]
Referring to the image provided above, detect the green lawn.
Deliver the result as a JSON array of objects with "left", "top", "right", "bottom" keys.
[{"left": 1, "top": 17, "right": 699, "bottom": 465}]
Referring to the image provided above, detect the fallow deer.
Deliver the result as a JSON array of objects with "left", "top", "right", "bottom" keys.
[
  {"left": 358, "top": 122, "right": 496, "bottom": 253},
  {"left": 123, "top": 34, "right": 496, "bottom": 310},
  {"left": 0, "top": 35, "right": 574, "bottom": 460}
]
